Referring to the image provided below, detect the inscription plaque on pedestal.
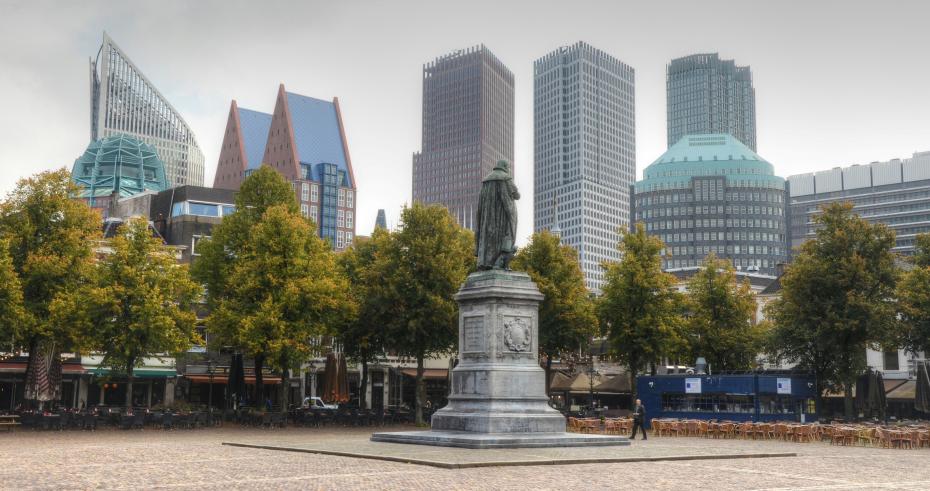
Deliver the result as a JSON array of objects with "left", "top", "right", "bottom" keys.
[{"left": 463, "top": 316, "right": 485, "bottom": 353}]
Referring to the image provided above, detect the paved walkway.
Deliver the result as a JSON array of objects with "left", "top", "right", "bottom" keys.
[{"left": 1, "top": 425, "right": 928, "bottom": 490}]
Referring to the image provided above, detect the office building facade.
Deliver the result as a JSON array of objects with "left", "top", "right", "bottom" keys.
[
  {"left": 90, "top": 33, "right": 205, "bottom": 187},
  {"left": 788, "top": 151, "right": 930, "bottom": 256},
  {"left": 213, "top": 85, "right": 357, "bottom": 251},
  {"left": 667, "top": 53, "right": 757, "bottom": 151},
  {"left": 412, "top": 45, "right": 514, "bottom": 229},
  {"left": 633, "top": 134, "right": 788, "bottom": 277},
  {"left": 534, "top": 42, "right": 636, "bottom": 292}
]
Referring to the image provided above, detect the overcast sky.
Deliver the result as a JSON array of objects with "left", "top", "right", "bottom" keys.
[{"left": 2, "top": 0, "right": 928, "bottom": 243}]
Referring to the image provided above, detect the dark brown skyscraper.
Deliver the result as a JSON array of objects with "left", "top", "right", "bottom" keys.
[{"left": 412, "top": 45, "right": 514, "bottom": 230}]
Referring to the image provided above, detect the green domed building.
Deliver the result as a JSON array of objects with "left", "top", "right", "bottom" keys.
[
  {"left": 71, "top": 134, "right": 169, "bottom": 209},
  {"left": 632, "top": 134, "right": 788, "bottom": 276}
]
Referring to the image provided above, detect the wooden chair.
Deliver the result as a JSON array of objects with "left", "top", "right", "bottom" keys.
[
  {"left": 794, "top": 425, "right": 813, "bottom": 443},
  {"left": 856, "top": 427, "right": 876, "bottom": 447}
]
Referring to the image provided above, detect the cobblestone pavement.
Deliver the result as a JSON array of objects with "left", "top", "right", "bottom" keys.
[{"left": 1, "top": 425, "right": 928, "bottom": 490}]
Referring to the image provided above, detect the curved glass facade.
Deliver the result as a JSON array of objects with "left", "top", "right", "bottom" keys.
[
  {"left": 633, "top": 134, "right": 787, "bottom": 276},
  {"left": 72, "top": 134, "right": 168, "bottom": 206}
]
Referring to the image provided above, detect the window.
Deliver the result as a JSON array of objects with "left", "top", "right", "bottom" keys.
[
  {"left": 310, "top": 205, "right": 318, "bottom": 220},
  {"left": 311, "top": 185, "right": 319, "bottom": 202},
  {"left": 884, "top": 351, "right": 900, "bottom": 371},
  {"left": 346, "top": 190, "right": 354, "bottom": 208},
  {"left": 338, "top": 189, "right": 346, "bottom": 207},
  {"left": 189, "top": 202, "right": 219, "bottom": 217},
  {"left": 301, "top": 204, "right": 309, "bottom": 217},
  {"left": 346, "top": 211, "right": 353, "bottom": 229},
  {"left": 301, "top": 182, "right": 309, "bottom": 201},
  {"left": 191, "top": 235, "right": 210, "bottom": 256},
  {"left": 346, "top": 232, "right": 353, "bottom": 246},
  {"left": 337, "top": 210, "right": 344, "bottom": 228},
  {"left": 222, "top": 205, "right": 235, "bottom": 216},
  {"left": 172, "top": 202, "right": 185, "bottom": 217},
  {"left": 336, "top": 230, "right": 345, "bottom": 249}
]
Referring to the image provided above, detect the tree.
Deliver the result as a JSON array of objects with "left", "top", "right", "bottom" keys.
[
  {"left": 337, "top": 229, "right": 390, "bottom": 409},
  {"left": 897, "top": 232, "right": 930, "bottom": 357},
  {"left": 375, "top": 203, "right": 473, "bottom": 425},
  {"left": 511, "top": 230, "right": 596, "bottom": 394},
  {"left": 766, "top": 202, "right": 897, "bottom": 420},
  {"left": 52, "top": 217, "right": 201, "bottom": 407},
  {"left": 193, "top": 166, "right": 353, "bottom": 411},
  {"left": 192, "top": 166, "right": 301, "bottom": 405},
  {"left": 0, "top": 239, "right": 26, "bottom": 353},
  {"left": 684, "top": 254, "right": 764, "bottom": 372},
  {"left": 0, "top": 169, "right": 100, "bottom": 406},
  {"left": 598, "top": 223, "right": 683, "bottom": 399}
]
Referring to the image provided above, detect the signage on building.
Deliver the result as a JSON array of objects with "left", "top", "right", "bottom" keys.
[
  {"left": 777, "top": 377, "right": 792, "bottom": 395},
  {"left": 685, "top": 377, "right": 702, "bottom": 394}
]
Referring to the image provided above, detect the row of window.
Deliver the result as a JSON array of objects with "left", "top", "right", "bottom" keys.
[
  {"left": 171, "top": 201, "right": 235, "bottom": 218},
  {"left": 647, "top": 218, "right": 783, "bottom": 231}
]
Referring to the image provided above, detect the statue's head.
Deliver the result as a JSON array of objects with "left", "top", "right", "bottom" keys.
[{"left": 494, "top": 160, "right": 510, "bottom": 172}]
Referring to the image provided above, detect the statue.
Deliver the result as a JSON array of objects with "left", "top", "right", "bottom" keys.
[{"left": 475, "top": 160, "right": 519, "bottom": 270}]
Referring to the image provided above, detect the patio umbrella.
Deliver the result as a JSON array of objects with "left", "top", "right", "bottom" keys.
[
  {"left": 24, "top": 340, "right": 62, "bottom": 408},
  {"left": 227, "top": 354, "right": 246, "bottom": 409},
  {"left": 916, "top": 362, "right": 930, "bottom": 414},
  {"left": 336, "top": 353, "right": 350, "bottom": 404},
  {"left": 321, "top": 353, "right": 337, "bottom": 403},
  {"left": 855, "top": 369, "right": 869, "bottom": 415},
  {"left": 869, "top": 370, "right": 886, "bottom": 421}
]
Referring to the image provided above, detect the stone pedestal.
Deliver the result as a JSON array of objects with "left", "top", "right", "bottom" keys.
[
  {"left": 431, "top": 270, "right": 564, "bottom": 433},
  {"left": 372, "top": 270, "right": 628, "bottom": 448}
]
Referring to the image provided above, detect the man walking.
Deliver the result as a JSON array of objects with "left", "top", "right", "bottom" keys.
[{"left": 631, "top": 398, "right": 647, "bottom": 440}]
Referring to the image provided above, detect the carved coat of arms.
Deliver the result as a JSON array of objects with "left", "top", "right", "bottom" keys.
[{"left": 503, "top": 317, "right": 531, "bottom": 352}]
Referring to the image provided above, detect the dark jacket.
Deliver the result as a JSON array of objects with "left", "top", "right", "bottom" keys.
[{"left": 633, "top": 404, "right": 646, "bottom": 422}]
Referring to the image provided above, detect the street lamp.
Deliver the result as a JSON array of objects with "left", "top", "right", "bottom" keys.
[{"left": 586, "top": 359, "right": 599, "bottom": 415}]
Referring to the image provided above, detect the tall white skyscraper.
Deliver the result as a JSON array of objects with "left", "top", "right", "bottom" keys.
[
  {"left": 533, "top": 42, "right": 635, "bottom": 292},
  {"left": 90, "top": 32, "right": 205, "bottom": 187}
]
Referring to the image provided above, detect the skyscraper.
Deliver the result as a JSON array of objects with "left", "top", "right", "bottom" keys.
[
  {"left": 667, "top": 53, "right": 757, "bottom": 151},
  {"left": 534, "top": 42, "right": 635, "bottom": 292},
  {"left": 412, "top": 45, "right": 514, "bottom": 230},
  {"left": 213, "top": 85, "right": 357, "bottom": 251},
  {"left": 375, "top": 209, "right": 387, "bottom": 230},
  {"left": 633, "top": 134, "right": 788, "bottom": 277},
  {"left": 90, "top": 33, "right": 205, "bottom": 187},
  {"left": 788, "top": 151, "right": 930, "bottom": 256}
]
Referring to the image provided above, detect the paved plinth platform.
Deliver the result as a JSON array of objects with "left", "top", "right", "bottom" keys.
[
  {"left": 222, "top": 433, "right": 796, "bottom": 469},
  {"left": 369, "top": 430, "right": 630, "bottom": 449}
]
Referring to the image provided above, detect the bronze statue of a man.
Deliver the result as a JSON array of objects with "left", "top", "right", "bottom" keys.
[{"left": 475, "top": 160, "right": 519, "bottom": 270}]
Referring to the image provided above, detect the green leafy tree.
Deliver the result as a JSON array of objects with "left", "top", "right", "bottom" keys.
[
  {"left": 194, "top": 166, "right": 353, "bottom": 411},
  {"left": 512, "top": 230, "right": 596, "bottom": 394},
  {"left": 0, "top": 169, "right": 99, "bottom": 405},
  {"left": 192, "top": 166, "right": 300, "bottom": 404},
  {"left": 337, "top": 230, "right": 390, "bottom": 409},
  {"left": 684, "top": 254, "right": 764, "bottom": 372},
  {"left": 52, "top": 217, "right": 201, "bottom": 407},
  {"left": 0, "top": 239, "right": 26, "bottom": 352},
  {"left": 897, "top": 232, "right": 930, "bottom": 357},
  {"left": 375, "top": 203, "right": 473, "bottom": 424},
  {"left": 766, "top": 202, "right": 897, "bottom": 419},
  {"left": 598, "top": 223, "right": 683, "bottom": 399}
]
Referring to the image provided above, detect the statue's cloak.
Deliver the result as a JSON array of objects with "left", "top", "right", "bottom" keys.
[{"left": 475, "top": 167, "right": 519, "bottom": 269}]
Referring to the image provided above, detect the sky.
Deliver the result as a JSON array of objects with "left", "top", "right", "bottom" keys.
[{"left": 1, "top": 0, "right": 928, "bottom": 244}]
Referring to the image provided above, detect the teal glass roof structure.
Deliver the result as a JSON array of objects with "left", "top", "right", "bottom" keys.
[
  {"left": 635, "top": 134, "right": 783, "bottom": 192},
  {"left": 72, "top": 134, "right": 168, "bottom": 201}
]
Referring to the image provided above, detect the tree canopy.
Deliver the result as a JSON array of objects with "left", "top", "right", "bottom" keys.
[
  {"left": 684, "top": 254, "right": 763, "bottom": 372},
  {"left": 52, "top": 217, "right": 201, "bottom": 406},
  {"left": 512, "top": 230, "right": 596, "bottom": 392},
  {"left": 599, "top": 223, "right": 683, "bottom": 398},
  {"left": 897, "top": 232, "right": 930, "bottom": 356},
  {"left": 373, "top": 203, "right": 473, "bottom": 424},
  {"left": 766, "top": 202, "right": 897, "bottom": 419}
]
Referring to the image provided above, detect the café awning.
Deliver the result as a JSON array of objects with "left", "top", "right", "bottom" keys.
[
  {"left": 399, "top": 368, "right": 448, "bottom": 380},
  {"left": 185, "top": 374, "right": 281, "bottom": 385}
]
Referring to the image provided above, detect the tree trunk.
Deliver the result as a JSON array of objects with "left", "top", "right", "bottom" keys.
[
  {"left": 126, "top": 367, "right": 134, "bottom": 409},
  {"left": 815, "top": 378, "right": 824, "bottom": 422},
  {"left": 279, "top": 353, "right": 289, "bottom": 415},
  {"left": 843, "top": 380, "right": 855, "bottom": 421},
  {"left": 544, "top": 355, "right": 552, "bottom": 396},
  {"left": 360, "top": 357, "right": 369, "bottom": 409},
  {"left": 415, "top": 354, "right": 425, "bottom": 426},
  {"left": 629, "top": 370, "right": 638, "bottom": 404},
  {"left": 254, "top": 353, "right": 265, "bottom": 409}
]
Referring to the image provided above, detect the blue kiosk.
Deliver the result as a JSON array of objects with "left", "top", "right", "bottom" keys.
[{"left": 636, "top": 373, "right": 818, "bottom": 428}]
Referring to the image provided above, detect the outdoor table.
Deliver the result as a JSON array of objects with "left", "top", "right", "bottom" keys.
[{"left": 0, "top": 414, "right": 20, "bottom": 431}]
